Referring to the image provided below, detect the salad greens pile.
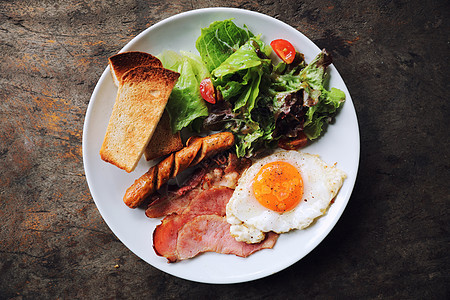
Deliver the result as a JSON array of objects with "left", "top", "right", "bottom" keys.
[
  {"left": 157, "top": 50, "right": 209, "bottom": 132},
  {"left": 159, "top": 19, "right": 345, "bottom": 157}
]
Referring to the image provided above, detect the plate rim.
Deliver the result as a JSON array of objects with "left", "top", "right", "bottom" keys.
[{"left": 82, "top": 7, "right": 360, "bottom": 284}]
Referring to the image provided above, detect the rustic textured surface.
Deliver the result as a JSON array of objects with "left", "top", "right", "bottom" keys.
[{"left": 1, "top": 0, "right": 448, "bottom": 298}]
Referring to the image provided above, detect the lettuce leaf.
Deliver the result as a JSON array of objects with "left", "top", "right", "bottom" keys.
[
  {"left": 299, "top": 51, "right": 345, "bottom": 139},
  {"left": 158, "top": 50, "right": 209, "bottom": 132},
  {"left": 298, "top": 49, "right": 333, "bottom": 90},
  {"left": 303, "top": 87, "right": 345, "bottom": 139},
  {"left": 212, "top": 38, "right": 270, "bottom": 111},
  {"left": 196, "top": 20, "right": 253, "bottom": 72},
  {"left": 212, "top": 39, "right": 267, "bottom": 77},
  {"left": 233, "top": 68, "right": 263, "bottom": 113},
  {"left": 195, "top": 20, "right": 345, "bottom": 157},
  {"left": 235, "top": 129, "right": 263, "bottom": 158},
  {"left": 271, "top": 50, "right": 345, "bottom": 141},
  {"left": 206, "top": 36, "right": 273, "bottom": 157}
]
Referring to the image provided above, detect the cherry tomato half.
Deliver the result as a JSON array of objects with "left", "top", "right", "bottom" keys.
[
  {"left": 270, "top": 39, "right": 296, "bottom": 64},
  {"left": 199, "top": 78, "right": 216, "bottom": 104},
  {"left": 278, "top": 132, "right": 308, "bottom": 150}
]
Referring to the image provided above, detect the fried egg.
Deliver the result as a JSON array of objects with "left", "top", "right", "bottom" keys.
[{"left": 226, "top": 151, "right": 347, "bottom": 243}]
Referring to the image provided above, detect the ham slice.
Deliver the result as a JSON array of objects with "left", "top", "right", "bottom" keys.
[
  {"left": 153, "top": 213, "right": 186, "bottom": 262},
  {"left": 145, "top": 161, "right": 210, "bottom": 218},
  {"left": 145, "top": 188, "right": 202, "bottom": 218},
  {"left": 153, "top": 186, "right": 279, "bottom": 262},
  {"left": 177, "top": 215, "right": 278, "bottom": 260},
  {"left": 146, "top": 153, "right": 250, "bottom": 218},
  {"left": 151, "top": 153, "right": 277, "bottom": 262},
  {"left": 153, "top": 187, "right": 234, "bottom": 262}
]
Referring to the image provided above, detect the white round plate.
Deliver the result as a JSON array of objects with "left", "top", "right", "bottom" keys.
[{"left": 82, "top": 7, "right": 359, "bottom": 284}]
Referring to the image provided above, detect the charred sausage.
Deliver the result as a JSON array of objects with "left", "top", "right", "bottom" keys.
[{"left": 123, "top": 132, "right": 235, "bottom": 208}]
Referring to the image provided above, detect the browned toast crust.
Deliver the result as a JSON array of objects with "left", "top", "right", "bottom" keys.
[
  {"left": 100, "top": 66, "right": 180, "bottom": 172},
  {"left": 108, "top": 51, "right": 163, "bottom": 86}
]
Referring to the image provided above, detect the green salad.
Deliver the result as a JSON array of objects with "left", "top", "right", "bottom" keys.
[{"left": 158, "top": 20, "right": 345, "bottom": 158}]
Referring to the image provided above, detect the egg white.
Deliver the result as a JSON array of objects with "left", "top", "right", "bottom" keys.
[{"left": 226, "top": 151, "right": 347, "bottom": 243}]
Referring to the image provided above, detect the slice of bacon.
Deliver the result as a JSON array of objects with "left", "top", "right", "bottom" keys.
[
  {"left": 151, "top": 153, "right": 277, "bottom": 263},
  {"left": 153, "top": 186, "right": 279, "bottom": 262},
  {"left": 146, "top": 152, "right": 250, "bottom": 218},
  {"left": 145, "top": 188, "right": 202, "bottom": 219},
  {"left": 152, "top": 187, "right": 234, "bottom": 262},
  {"left": 153, "top": 213, "right": 186, "bottom": 262},
  {"left": 176, "top": 215, "right": 278, "bottom": 261}
]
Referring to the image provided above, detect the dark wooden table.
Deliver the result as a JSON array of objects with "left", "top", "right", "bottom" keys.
[{"left": 1, "top": 1, "right": 448, "bottom": 298}]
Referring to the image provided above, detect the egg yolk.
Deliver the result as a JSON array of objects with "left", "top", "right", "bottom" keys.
[{"left": 253, "top": 161, "right": 304, "bottom": 213}]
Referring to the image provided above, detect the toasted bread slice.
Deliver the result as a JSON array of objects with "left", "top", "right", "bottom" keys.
[
  {"left": 108, "top": 51, "right": 163, "bottom": 87},
  {"left": 100, "top": 66, "right": 180, "bottom": 172},
  {"left": 108, "top": 51, "right": 183, "bottom": 162},
  {"left": 144, "top": 110, "right": 183, "bottom": 161}
]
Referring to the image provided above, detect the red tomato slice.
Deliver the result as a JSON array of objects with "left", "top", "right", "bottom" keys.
[
  {"left": 199, "top": 78, "right": 216, "bottom": 104},
  {"left": 278, "top": 132, "right": 308, "bottom": 150},
  {"left": 270, "top": 39, "right": 296, "bottom": 64}
]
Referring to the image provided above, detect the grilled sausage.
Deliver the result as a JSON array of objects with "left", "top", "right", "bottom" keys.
[{"left": 123, "top": 132, "right": 235, "bottom": 208}]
